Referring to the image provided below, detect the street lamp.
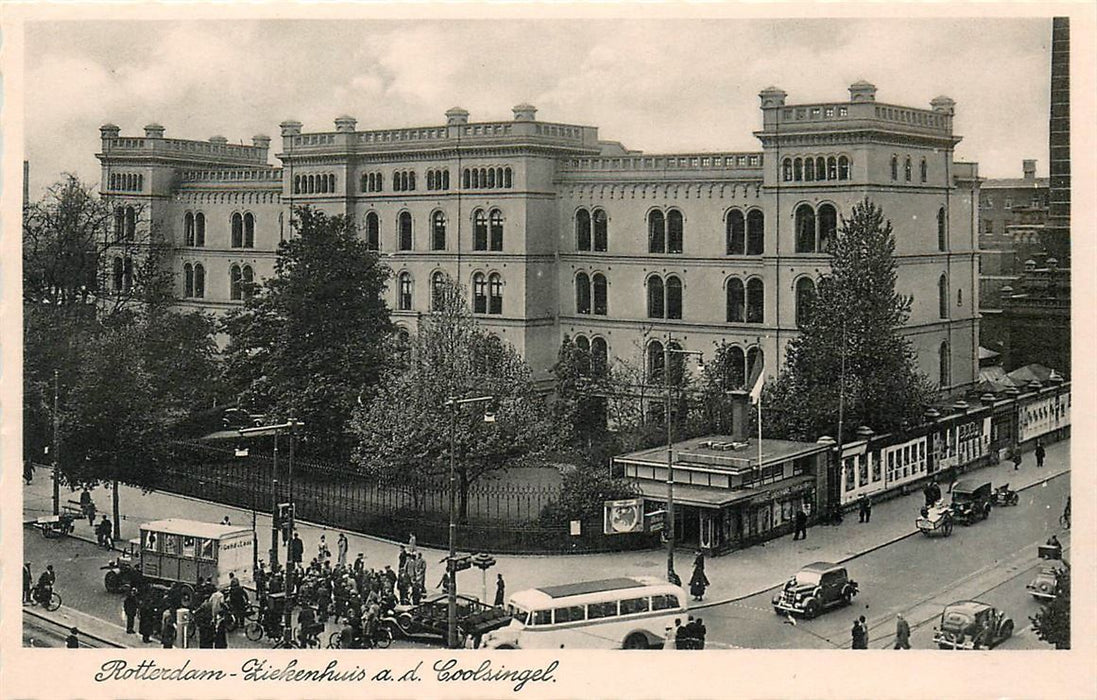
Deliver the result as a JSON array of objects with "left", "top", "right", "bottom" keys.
[
  {"left": 663, "top": 338, "right": 703, "bottom": 586},
  {"left": 443, "top": 395, "right": 494, "bottom": 648}
]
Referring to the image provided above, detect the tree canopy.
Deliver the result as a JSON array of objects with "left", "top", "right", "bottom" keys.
[
  {"left": 222, "top": 206, "right": 393, "bottom": 460},
  {"left": 1030, "top": 565, "right": 1070, "bottom": 649},
  {"left": 764, "top": 198, "right": 934, "bottom": 441}
]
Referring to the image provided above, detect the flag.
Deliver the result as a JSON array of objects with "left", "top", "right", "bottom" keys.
[{"left": 748, "top": 363, "right": 765, "bottom": 405}]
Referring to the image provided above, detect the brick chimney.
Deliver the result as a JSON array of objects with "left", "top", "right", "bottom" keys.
[
  {"left": 728, "top": 390, "right": 751, "bottom": 442},
  {"left": 1023, "top": 159, "right": 1036, "bottom": 181}
]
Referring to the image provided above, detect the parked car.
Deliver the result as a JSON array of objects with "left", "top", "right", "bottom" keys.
[
  {"left": 222, "top": 407, "right": 262, "bottom": 429},
  {"left": 772, "top": 562, "right": 858, "bottom": 619},
  {"left": 932, "top": 600, "right": 1013, "bottom": 649},
  {"left": 1026, "top": 565, "right": 1063, "bottom": 602},
  {"left": 392, "top": 594, "right": 512, "bottom": 646},
  {"left": 950, "top": 479, "right": 993, "bottom": 525}
]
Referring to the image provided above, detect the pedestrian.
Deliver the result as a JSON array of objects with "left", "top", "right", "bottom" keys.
[
  {"left": 138, "top": 595, "right": 158, "bottom": 644},
  {"left": 894, "top": 613, "right": 911, "bottom": 649},
  {"left": 408, "top": 532, "right": 417, "bottom": 554},
  {"left": 80, "top": 489, "right": 96, "bottom": 527},
  {"left": 123, "top": 588, "right": 139, "bottom": 634},
  {"left": 695, "top": 616, "right": 707, "bottom": 650},
  {"left": 65, "top": 627, "right": 80, "bottom": 648},
  {"left": 398, "top": 545, "right": 408, "bottom": 574},
  {"left": 23, "top": 562, "right": 32, "bottom": 604},
  {"left": 290, "top": 532, "right": 304, "bottom": 565},
  {"left": 851, "top": 617, "right": 866, "bottom": 649},
  {"left": 213, "top": 612, "right": 228, "bottom": 649},
  {"left": 680, "top": 616, "right": 697, "bottom": 650},
  {"left": 161, "top": 614, "right": 177, "bottom": 649},
  {"left": 96, "top": 516, "right": 112, "bottom": 549},
  {"left": 923, "top": 482, "right": 936, "bottom": 507},
  {"left": 23, "top": 459, "right": 34, "bottom": 485},
  {"left": 353, "top": 552, "right": 366, "bottom": 576},
  {"left": 1035, "top": 440, "right": 1046, "bottom": 468},
  {"left": 494, "top": 573, "right": 506, "bottom": 607},
  {"left": 437, "top": 569, "right": 450, "bottom": 591},
  {"left": 383, "top": 564, "right": 397, "bottom": 596},
  {"left": 221, "top": 515, "right": 231, "bottom": 526},
  {"left": 793, "top": 507, "right": 808, "bottom": 540},
  {"left": 673, "top": 619, "right": 686, "bottom": 649},
  {"left": 1011, "top": 447, "right": 1022, "bottom": 471},
  {"left": 689, "top": 558, "right": 709, "bottom": 602},
  {"left": 663, "top": 625, "right": 675, "bottom": 651},
  {"left": 194, "top": 598, "right": 215, "bottom": 649},
  {"left": 337, "top": 533, "right": 349, "bottom": 567},
  {"left": 857, "top": 494, "right": 868, "bottom": 523},
  {"left": 318, "top": 533, "right": 330, "bottom": 562}
]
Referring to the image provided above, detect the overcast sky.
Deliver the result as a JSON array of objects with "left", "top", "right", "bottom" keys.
[{"left": 24, "top": 17, "right": 1054, "bottom": 198}]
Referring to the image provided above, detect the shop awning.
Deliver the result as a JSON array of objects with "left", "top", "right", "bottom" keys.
[{"left": 633, "top": 474, "right": 816, "bottom": 510}]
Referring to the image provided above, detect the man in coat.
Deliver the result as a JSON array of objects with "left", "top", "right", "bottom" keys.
[
  {"left": 894, "top": 613, "right": 911, "bottom": 649},
  {"left": 161, "top": 614, "right": 177, "bottom": 649},
  {"left": 138, "top": 594, "right": 158, "bottom": 643},
  {"left": 494, "top": 574, "right": 506, "bottom": 607},
  {"left": 337, "top": 533, "right": 349, "bottom": 567},
  {"left": 851, "top": 617, "right": 867, "bottom": 649},
  {"left": 793, "top": 508, "right": 808, "bottom": 540},
  {"left": 123, "top": 588, "right": 139, "bottom": 633},
  {"left": 1035, "top": 440, "right": 1046, "bottom": 468},
  {"left": 290, "top": 532, "right": 304, "bottom": 566}
]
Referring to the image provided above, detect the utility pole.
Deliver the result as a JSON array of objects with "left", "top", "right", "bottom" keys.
[
  {"left": 52, "top": 370, "right": 60, "bottom": 516},
  {"left": 663, "top": 337, "right": 703, "bottom": 586}
]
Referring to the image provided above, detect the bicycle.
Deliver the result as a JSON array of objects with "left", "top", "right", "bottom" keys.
[
  {"left": 33, "top": 587, "right": 62, "bottom": 612},
  {"left": 327, "top": 625, "right": 393, "bottom": 649}
]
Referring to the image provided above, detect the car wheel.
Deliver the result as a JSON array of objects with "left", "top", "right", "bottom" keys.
[
  {"left": 804, "top": 600, "right": 820, "bottom": 619},
  {"left": 774, "top": 607, "right": 784, "bottom": 616},
  {"left": 841, "top": 590, "right": 853, "bottom": 606},
  {"left": 1000, "top": 621, "right": 1014, "bottom": 641},
  {"left": 244, "top": 621, "right": 264, "bottom": 642},
  {"left": 623, "top": 633, "right": 648, "bottom": 650},
  {"left": 176, "top": 583, "right": 195, "bottom": 608},
  {"left": 104, "top": 570, "right": 120, "bottom": 593},
  {"left": 396, "top": 612, "right": 413, "bottom": 633},
  {"left": 938, "top": 643, "right": 951, "bottom": 650},
  {"left": 943, "top": 520, "right": 953, "bottom": 537}
]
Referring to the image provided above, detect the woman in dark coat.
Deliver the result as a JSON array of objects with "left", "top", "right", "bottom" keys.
[
  {"left": 138, "top": 596, "right": 158, "bottom": 643},
  {"left": 689, "top": 552, "right": 709, "bottom": 601}
]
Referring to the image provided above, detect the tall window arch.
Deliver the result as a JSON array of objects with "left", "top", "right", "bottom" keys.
[
  {"left": 726, "top": 278, "right": 745, "bottom": 323},
  {"left": 937, "top": 207, "right": 947, "bottom": 251},
  {"left": 195, "top": 213, "right": 206, "bottom": 247},
  {"left": 399, "top": 212, "right": 413, "bottom": 251},
  {"left": 746, "top": 210, "right": 764, "bottom": 255},
  {"left": 243, "top": 213, "right": 255, "bottom": 248},
  {"left": 230, "top": 265, "right": 242, "bottom": 301},
  {"left": 431, "top": 271, "right": 445, "bottom": 311},
  {"left": 795, "top": 277, "right": 816, "bottom": 327},
  {"left": 647, "top": 340, "right": 665, "bottom": 382},
  {"left": 727, "top": 346, "right": 746, "bottom": 388},
  {"left": 665, "top": 275, "right": 683, "bottom": 319},
  {"left": 726, "top": 209, "right": 745, "bottom": 255},
  {"left": 804, "top": 157, "right": 815, "bottom": 181},
  {"left": 890, "top": 155, "right": 899, "bottom": 181},
  {"left": 648, "top": 210, "right": 665, "bottom": 254},
  {"left": 431, "top": 211, "right": 447, "bottom": 251},
  {"left": 592, "top": 273, "right": 607, "bottom": 315},
  {"left": 398, "top": 272, "right": 412, "bottom": 311},
  {"left": 819, "top": 157, "right": 829, "bottom": 180},
  {"left": 783, "top": 158, "right": 793, "bottom": 182},
  {"left": 591, "top": 337, "right": 608, "bottom": 375},
  {"left": 794, "top": 158, "right": 803, "bottom": 181},
  {"left": 593, "top": 209, "right": 608, "bottom": 252},
  {"left": 795, "top": 204, "right": 817, "bottom": 253},
  {"left": 114, "top": 207, "right": 125, "bottom": 241},
  {"left": 920, "top": 157, "right": 928, "bottom": 183},
  {"left": 112, "top": 257, "right": 124, "bottom": 291},
  {"left": 473, "top": 272, "right": 488, "bottom": 314},
  {"left": 939, "top": 341, "right": 950, "bottom": 387},
  {"left": 488, "top": 273, "right": 503, "bottom": 314},
  {"left": 124, "top": 207, "right": 136, "bottom": 241},
  {"left": 574, "top": 335, "right": 592, "bottom": 375},
  {"left": 184, "top": 213, "right": 195, "bottom": 246},
  {"left": 474, "top": 210, "right": 488, "bottom": 251},
  {"left": 667, "top": 210, "right": 683, "bottom": 254},
  {"left": 576, "top": 209, "right": 591, "bottom": 251},
  {"left": 184, "top": 263, "right": 194, "bottom": 298},
  {"left": 231, "top": 213, "right": 244, "bottom": 248},
  {"left": 838, "top": 156, "right": 850, "bottom": 180},
  {"left": 575, "top": 272, "right": 591, "bottom": 314},
  {"left": 938, "top": 274, "right": 949, "bottom": 319},
  {"left": 365, "top": 212, "right": 380, "bottom": 251},
  {"left": 904, "top": 157, "right": 912, "bottom": 182},
  {"left": 489, "top": 210, "right": 504, "bottom": 251},
  {"left": 818, "top": 203, "right": 837, "bottom": 253},
  {"left": 746, "top": 278, "right": 765, "bottom": 323},
  {"left": 647, "top": 275, "right": 664, "bottom": 318},
  {"left": 194, "top": 263, "right": 205, "bottom": 298}
]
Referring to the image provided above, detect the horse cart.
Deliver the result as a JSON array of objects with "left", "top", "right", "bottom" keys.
[{"left": 916, "top": 502, "right": 954, "bottom": 537}]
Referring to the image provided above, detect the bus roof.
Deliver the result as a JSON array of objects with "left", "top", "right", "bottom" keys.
[
  {"left": 511, "top": 576, "right": 677, "bottom": 609},
  {"left": 139, "top": 518, "right": 252, "bottom": 539}
]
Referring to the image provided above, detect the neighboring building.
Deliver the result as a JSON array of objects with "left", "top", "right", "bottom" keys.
[
  {"left": 97, "top": 81, "right": 980, "bottom": 394},
  {"left": 997, "top": 257, "right": 1071, "bottom": 376},
  {"left": 1046, "top": 17, "right": 1070, "bottom": 265}
]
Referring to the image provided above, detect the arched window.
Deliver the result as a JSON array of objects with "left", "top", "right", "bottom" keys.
[
  {"left": 431, "top": 271, "right": 445, "bottom": 311},
  {"left": 361, "top": 173, "right": 370, "bottom": 192},
  {"left": 648, "top": 210, "right": 665, "bottom": 254},
  {"left": 308, "top": 175, "right": 316, "bottom": 193},
  {"left": 504, "top": 168, "right": 512, "bottom": 188},
  {"left": 939, "top": 341, "right": 950, "bottom": 387},
  {"left": 488, "top": 169, "right": 496, "bottom": 188},
  {"left": 747, "top": 347, "right": 764, "bottom": 381},
  {"left": 442, "top": 170, "right": 450, "bottom": 189},
  {"left": 194, "top": 263, "right": 205, "bottom": 298},
  {"left": 818, "top": 203, "right": 837, "bottom": 253},
  {"left": 591, "top": 337, "right": 608, "bottom": 375},
  {"left": 473, "top": 272, "right": 488, "bottom": 314},
  {"left": 783, "top": 158, "right": 793, "bottom": 182},
  {"left": 184, "top": 213, "right": 195, "bottom": 246},
  {"left": 427, "top": 171, "right": 435, "bottom": 191},
  {"left": 920, "top": 157, "right": 928, "bottom": 183},
  {"left": 365, "top": 212, "right": 380, "bottom": 250},
  {"left": 195, "top": 213, "right": 206, "bottom": 247},
  {"left": 231, "top": 213, "right": 243, "bottom": 248},
  {"left": 242, "top": 265, "right": 254, "bottom": 300},
  {"left": 593, "top": 273, "right": 608, "bottom": 316},
  {"left": 431, "top": 212, "right": 446, "bottom": 251},
  {"left": 726, "top": 209, "right": 745, "bottom": 255},
  {"left": 489, "top": 210, "right": 504, "bottom": 251},
  {"left": 938, "top": 274, "right": 949, "bottom": 319},
  {"left": 804, "top": 158, "right": 815, "bottom": 181},
  {"left": 473, "top": 210, "right": 488, "bottom": 251},
  {"left": 890, "top": 155, "right": 898, "bottom": 181},
  {"left": 937, "top": 207, "right": 947, "bottom": 251},
  {"left": 593, "top": 209, "right": 608, "bottom": 252},
  {"left": 746, "top": 278, "right": 764, "bottom": 323},
  {"left": 471, "top": 169, "right": 480, "bottom": 189},
  {"left": 795, "top": 204, "right": 816, "bottom": 253},
  {"left": 112, "top": 257, "right": 124, "bottom": 291},
  {"left": 184, "top": 263, "right": 194, "bottom": 298},
  {"left": 123, "top": 257, "right": 133, "bottom": 290},
  {"left": 230, "top": 265, "right": 242, "bottom": 301},
  {"left": 647, "top": 275, "right": 664, "bottom": 318},
  {"left": 575, "top": 209, "right": 591, "bottom": 251},
  {"left": 398, "top": 272, "right": 412, "bottom": 311},
  {"left": 294, "top": 175, "right": 301, "bottom": 194},
  {"left": 793, "top": 158, "right": 803, "bottom": 181},
  {"left": 114, "top": 207, "right": 125, "bottom": 241},
  {"left": 817, "top": 157, "right": 827, "bottom": 181},
  {"left": 488, "top": 273, "right": 503, "bottom": 314},
  {"left": 244, "top": 213, "right": 255, "bottom": 248},
  {"left": 727, "top": 346, "right": 746, "bottom": 388},
  {"left": 462, "top": 169, "right": 470, "bottom": 189},
  {"left": 124, "top": 207, "right": 136, "bottom": 241},
  {"left": 746, "top": 210, "right": 764, "bottom": 255},
  {"left": 667, "top": 210, "right": 683, "bottom": 254},
  {"left": 575, "top": 272, "right": 591, "bottom": 314},
  {"left": 399, "top": 212, "right": 413, "bottom": 250},
  {"left": 838, "top": 156, "right": 849, "bottom": 180},
  {"left": 795, "top": 277, "right": 816, "bottom": 327},
  {"left": 904, "top": 157, "right": 912, "bottom": 182},
  {"left": 666, "top": 276, "right": 683, "bottom": 319},
  {"left": 648, "top": 340, "right": 665, "bottom": 382},
  {"left": 726, "top": 278, "right": 745, "bottom": 323},
  {"left": 408, "top": 172, "right": 415, "bottom": 190},
  {"left": 393, "top": 172, "right": 401, "bottom": 191}
]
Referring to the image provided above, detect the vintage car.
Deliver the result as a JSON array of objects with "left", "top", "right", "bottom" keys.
[
  {"left": 392, "top": 593, "right": 512, "bottom": 646},
  {"left": 772, "top": 562, "right": 858, "bottom": 619},
  {"left": 950, "top": 479, "right": 993, "bottom": 525},
  {"left": 916, "top": 501, "right": 954, "bottom": 537},
  {"left": 1026, "top": 565, "right": 1064, "bottom": 602},
  {"left": 932, "top": 600, "right": 1014, "bottom": 649}
]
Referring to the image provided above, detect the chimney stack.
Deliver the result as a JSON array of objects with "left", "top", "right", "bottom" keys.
[{"left": 1023, "top": 159, "right": 1036, "bottom": 181}]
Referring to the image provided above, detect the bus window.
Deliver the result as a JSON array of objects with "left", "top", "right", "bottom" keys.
[
  {"left": 651, "top": 594, "right": 678, "bottom": 611},
  {"left": 508, "top": 605, "right": 529, "bottom": 625},
  {"left": 144, "top": 531, "right": 159, "bottom": 551},
  {"left": 163, "top": 535, "right": 178, "bottom": 555},
  {"left": 620, "top": 597, "right": 651, "bottom": 615},
  {"left": 554, "top": 606, "right": 586, "bottom": 624},
  {"left": 532, "top": 610, "right": 552, "bottom": 626},
  {"left": 198, "top": 538, "right": 215, "bottom": 561},
  {"left": 587, "top": 601, "right": 619, "bottom": 620},
  {"left": 181, "top": 536, "right": 196, "bottom": 558}
]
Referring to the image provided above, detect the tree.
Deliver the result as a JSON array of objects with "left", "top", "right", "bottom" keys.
[
  {"left": 764, "top": 198, "right": 934, "bottom": 441},
  {"left": 351, "top": 276, "right": 550, "bottom": 519},
  {"left": 222, "top": 206, "right": 393, "bottom": 460},
  {"left": 539, "top": 466, "right": 640, "bottom": 528},
  {"left": 143, "top": 309, "right": 223, "bottom": 421},
  {"left": 691, "top": 342, "right": 748, "bottom": 437},
  {"left": 550, "top": 335, "right": 609, "bottom": 455},
  {"left": 1031, "top": 566, "right": 1070, "bottom": 649}
]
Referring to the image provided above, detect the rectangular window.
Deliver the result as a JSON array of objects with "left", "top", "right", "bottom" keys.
[
  {"left": 844, "top": 458, "right": 855, "bottom": 491},
  {"left": 553, "top": 606, "right": 586, "bottom": 624},
  {"left": 198, "top": 538, "right": 215, "bottom": 561},
  {"left": 620, "top": 597, "right": 650, "bottom": 616},
  {"left": 587, "top": 601, "right": 618, "bottom": 619},
  {"left": 651, "top": 594, "right": 677, "bottom": 611},
  {"left": 872, "top": 455, "right": 882, "bottom": 483},
  {"left": 858, "top": 457, "right": 869, "bottom": 487},
  {"left": 163, "top": 535, "right": 178, "bottom": 555},
  {"left": 532, "top": 610, "right": 552, "bottom": 626}
]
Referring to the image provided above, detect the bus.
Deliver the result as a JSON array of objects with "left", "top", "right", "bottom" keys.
[{"left": 482, "top": 576, "right": 687, "bottom": 649}]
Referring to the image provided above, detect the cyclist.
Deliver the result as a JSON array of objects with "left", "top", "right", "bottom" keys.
[
  {"left": 1062, "top": 496, "right": 1071, "bottom": 528},
  {"left": 34, "top": 565, "right": 56, "bottom": 607},
  {"left": 297, "top": 605, "right": 322, "bottom": 647}
]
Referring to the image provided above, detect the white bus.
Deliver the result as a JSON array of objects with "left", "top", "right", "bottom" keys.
[{"left": 482, "top": 576, "right": 687, "bottom": 650}]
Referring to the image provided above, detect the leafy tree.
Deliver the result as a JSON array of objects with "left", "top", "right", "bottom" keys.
[
  {"left": 351, "top": 276, "right": 550, "bottom": 519},
  {"left": 764, "top": 198, "right": 934, "bottom": 441},
  {"left": 222, "top": 206, "right": 393, "bottom": 460},
  {"left": 1030, "top": 566, "right": 1070, "bottom": 649},
  {"left": 539, "top": 465, "right": 640, "bottom": 528},
  {"left": 691, "top": 342, "right": 749, "bottom": 436},
  {"left": 143, "top": 309, "right": 223, "bottom": 420},
  {"left": 551, "top": 335, "right": 609, "bottom": 455}
]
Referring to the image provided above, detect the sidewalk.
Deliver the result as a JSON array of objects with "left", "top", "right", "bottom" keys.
[{"left": 23, "top": 439, "right": 1070, "bottom": 609}]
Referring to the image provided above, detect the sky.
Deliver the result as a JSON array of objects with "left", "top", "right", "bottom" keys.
[{"left": 23, "top": 17, "right": 1054, "bottom": 198}]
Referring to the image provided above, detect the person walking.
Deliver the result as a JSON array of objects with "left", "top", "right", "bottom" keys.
[
  {"left": 894, "top": 613, "right": 911, "bottom": 649},
  {"left": 662, "top": 625, "right": 675, "bottom": 651},
  {"left": 689, "top": 557, "right": 709, "bottom": 602},
  {"left": 318, "top": 534, "right": 330, "bottom": 562},
  {"left": 290, "top": 532, "right": 304, "bottom": 566},
  {"left": 23, "top": 562, "right": 32, "bottom": 604},
  {"left": 494, "top": 573, "right": 506, "bottom": 607},
  {"left": 138, "top": 594, "right": 158, "bottom": 644},
  {"left": 337, "top": 533, "right": 349, "bottom": 567},
  {"left": 221, "top": 515, "right": 231, "bottom": 526},
  {"left": 65, "top": 627, "right": 80, "bottom": 648},
  {"left": 1035, "top": 440, "right": 1046, "bottom": 468},
  {"left": 793, "top": 507, "right": 808, "bottom": 540},
  {"left": 213, "top": 612, "right": 228, "bottom": 649},
  {"left": 1011, "top": 446, "right": 1022, "bottom": 471},
  {"left": 161, "top": 614, "right": 177, "bottom": 649},
  {"left": 123, "top": 588, "right": 139, "bottom": 634},
  {"left": 852, "top": 615, "right": 868, "bottom": 649},
  {"left": 695, "top": 616, "right": 707, "bottom": 650}
]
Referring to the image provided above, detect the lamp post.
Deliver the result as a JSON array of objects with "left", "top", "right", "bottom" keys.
[
  {"left": 663, "top": 338, "right": 703, "bottom": 586},
  {"left": 443, "top": 395, "right": 494, "bottom": 648}
]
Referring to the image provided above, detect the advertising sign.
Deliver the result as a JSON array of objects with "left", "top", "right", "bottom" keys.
[{"left": 603, "top": 498, "right": 643, "bottom": 535}]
